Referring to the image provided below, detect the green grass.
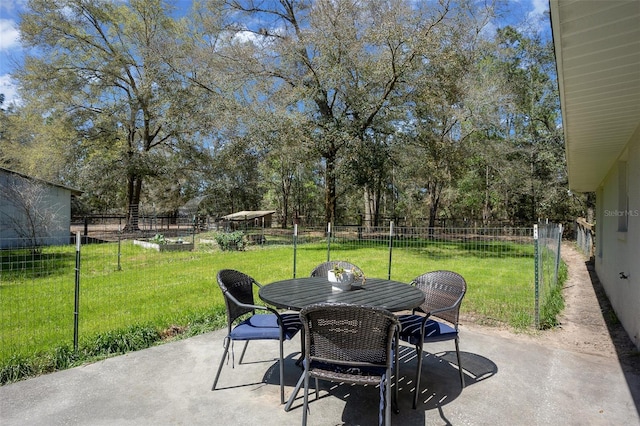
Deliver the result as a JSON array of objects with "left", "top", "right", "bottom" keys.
[{"left": 1, "top": 238, "right": 539, "bottom": 383}]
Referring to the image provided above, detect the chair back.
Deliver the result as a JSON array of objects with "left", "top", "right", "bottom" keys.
[
  {"left": 300, "top": 303, "right": 398, "bottom": 368},
  {"left": 217, "top": 269, "right": 258, "bottom": 326},
  {"left": 310, "top": 261, "right": 364, "bottom": 278},
  {"left": 412, "top": 270, "right": 466, "bottom": 326}
]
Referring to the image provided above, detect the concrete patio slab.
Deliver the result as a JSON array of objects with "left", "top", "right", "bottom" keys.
[{"left": 1, "top": 323, "right": 638, "bottom": 425}]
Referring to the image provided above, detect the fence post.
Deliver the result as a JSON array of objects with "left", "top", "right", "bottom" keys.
[
  {"left": 74, "top": 232, "right": 81, "bottom": 352},
  {"left": 533, "top": 224, "right": 540, "bottom": 329},
  {"left": 387, "top": 222, "right": 394, "bottom": 280},
  {"left": 192, "top": 215, "right": 196, "bottom": 246},
  {"left": 293, "top": 224, "right": 298, "bottom": 278},
  {"left": 554, "top": 224, "right": 563, "bottom": 287},
  {"left": 117, "top": 224, "right": 122, "bottom": 271},
  {"left": 326, "top": 222, "right": 331, "bottom": 262}
]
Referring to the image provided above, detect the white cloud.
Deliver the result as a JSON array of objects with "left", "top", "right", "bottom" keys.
[
  {"left": 526, "top": 0, "right": 551, "bottom": 35},
  {"left": 0, "top": 73, "right": 19, "bottom": 107},
  {"left": 233, "top": 30, "right": 261, "bottom": 44},
  {"left": 530, "top": 0, "right": 548, "bottom": 17},
  {"left": 0, "top": 18, "right": 20, "bottom": 51}
]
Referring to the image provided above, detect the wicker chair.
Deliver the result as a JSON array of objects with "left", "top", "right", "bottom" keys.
[
  {"left": 299, "top": 303, "right": 400, "bottom": 426},
  {"left": 213, "top": 269, "right": 302, "bottom": 404},
  {"left": 309, "top": 261, "right": 364, "bottom": 278},
  {"left": 397, "top": 270, "right": 467, "bottom": 409}
]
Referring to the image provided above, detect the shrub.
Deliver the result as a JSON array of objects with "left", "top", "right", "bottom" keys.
[
  {"left": 150, "top": 234, "right": 167, "bottom": 245},
  {"left": 213, "top": 231, "right": 245, "bottom": 251}
]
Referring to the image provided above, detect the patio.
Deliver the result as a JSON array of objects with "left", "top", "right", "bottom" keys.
[
  {"left": 2, "top": 243, "right": 640, "bottom": 425},
  {"left": 1, "top": 321, "right": 638, "bottom": 425}
]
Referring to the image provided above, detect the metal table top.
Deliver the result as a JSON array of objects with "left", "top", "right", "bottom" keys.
[{"left": 259, "top": 276, "right": 424, "bottom": 312}]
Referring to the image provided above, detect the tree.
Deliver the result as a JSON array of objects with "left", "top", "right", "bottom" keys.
[
  {"left": 491, "top": 26, "right": 569, "bottom": 223},
  {"left": 18, "top": 0, "right": 191, "bottom": 230},
  {"left": 253, "top": 110, "right": 315, "bottom": 227},
  {"left": 219, "top": 0, "right": 466, "bottom": 224},
  {"left": 395, "top": 1, "right": 493, "bottom": 229}
]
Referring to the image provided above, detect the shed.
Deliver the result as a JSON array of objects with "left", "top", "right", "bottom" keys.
[
  {"left": 220, "top": 210, "right": 276, "bottom": 228},
  {"left": 0, "top": 167, "right": 82, "bottom": 249}
]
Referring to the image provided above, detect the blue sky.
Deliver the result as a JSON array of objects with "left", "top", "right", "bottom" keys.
[{"left": 0, "top": 0, "right": 551, "bottom": 107}]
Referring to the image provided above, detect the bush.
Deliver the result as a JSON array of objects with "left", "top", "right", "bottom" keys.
[
  {"left": 213, "top": 231, "right": 245, "bottom": 251},
  {"left": 150, "top": 234, "right": 167, "bottom": 245}
]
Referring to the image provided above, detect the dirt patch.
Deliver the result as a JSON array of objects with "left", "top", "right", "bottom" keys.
[
  {"left": 463, "top": 242, "right": 640, "bottom": 373},
  {"left": 160, "top": 325, "right": 187, "bottom": 340}
]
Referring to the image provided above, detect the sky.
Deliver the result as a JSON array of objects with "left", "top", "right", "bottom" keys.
[{"left": 0, "top": 0, "right": 551, "bottom": 108}]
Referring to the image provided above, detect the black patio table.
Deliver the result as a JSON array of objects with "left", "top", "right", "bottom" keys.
[
  {"left": 259, "top": 276, "right": 425, "bottom": 313},
  {"left": 259, "top": 276, "right": 424, "bottom": 412}
]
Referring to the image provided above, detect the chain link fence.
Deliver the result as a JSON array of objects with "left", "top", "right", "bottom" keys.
[
  {"left": 534, "top": 222, "right": 564, "bottom": 328},
  {"left": 2, "top": 221, "right": 564, "bottom": 376}
]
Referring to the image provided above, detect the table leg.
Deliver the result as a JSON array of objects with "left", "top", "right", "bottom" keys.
[{"left": 284, "top": 372, "right": 305, "bottom": 412}]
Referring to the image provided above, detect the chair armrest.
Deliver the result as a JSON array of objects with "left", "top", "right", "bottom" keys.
[
  {"left": 223, "top": 288, "right": 285, "bottom": 322},
  {"left": 427, "top": 305, "right": 455, "bottom": 316},
  {"left": 426, "top": 291, "right": 465, "bottom": 317},
  {"left": 223, "top": 289, "right": 274, "bottom": 314}
]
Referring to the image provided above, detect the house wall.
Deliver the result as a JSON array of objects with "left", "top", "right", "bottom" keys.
[
  {"left": 595, "top": 124, "right": 640, "bottom": 349},
  {"left": 0, "top": 170, "right": 72, "bottom": 249}
]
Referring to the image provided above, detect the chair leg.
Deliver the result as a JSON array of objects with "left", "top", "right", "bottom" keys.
[
  {"left": 238, "top": 340, "right": 250, "bottom": 364},
  {"left": 297, "top": 330, "right": 306, "bottom": 366},
  {"left": 302, "top": 372, "right": 310, "bottom": 426},
  {"left": 385, "top": 368, "right": 392, "bottom": 426},
  {"left": 455, "top": 337, "right": 465, "bottom": 388},
  {"left": 413, "top": 343, "right": 423, "bottom": 409},
  {"left": 279, "top": 338, "right": 285, "bottom": 404},
  {"left": 212, "top": 339, "right": 231, "bottom": 391},
  {"left": 393, "top": 335, "right": 399, "bottom": 414}
]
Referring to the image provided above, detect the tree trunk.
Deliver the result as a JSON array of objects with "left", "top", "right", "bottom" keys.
[
  {"left": 325, "top": 154, "right": 337, "bottom": 225},
  {"left": 363, "top": 188, "right": 374, "bottom": 229},
  {"left": 280, "top": 172, "right": 291, "bottom": 229},
  {"left": 483, "top": 165, "right": 491, "bottom": 225},
  {"left": 124, "top": 172, "right": 142, "bottom": 232},
  {"left": 428, "top": 181, "right": 441, "bottom": 238}
]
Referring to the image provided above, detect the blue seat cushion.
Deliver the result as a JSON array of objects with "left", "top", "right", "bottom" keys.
[
  {"left": 398, "top": 315, "right": 457, "bottom": 345},
  {"left": 230, "top": 313, "right": 301, "bottom": 341}
]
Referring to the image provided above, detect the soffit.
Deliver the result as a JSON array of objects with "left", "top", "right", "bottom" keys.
[{"left": 550, "top": 0, "right": 640, "bottom": 192}]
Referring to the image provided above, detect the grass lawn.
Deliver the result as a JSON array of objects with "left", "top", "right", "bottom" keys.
[{"left": 1, "top": 239, "right": 535, "bottom": 367}]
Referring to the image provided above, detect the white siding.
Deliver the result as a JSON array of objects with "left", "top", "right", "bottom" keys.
[
  {"left": 595, "top": 124, "right": 640, "bottom": 348},
  {"left": 0, "top": 170, "right": 72, "bottom": 249}
]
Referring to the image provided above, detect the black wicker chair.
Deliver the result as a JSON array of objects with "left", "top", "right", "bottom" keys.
[
  {"left": 299, "top": 303, "right": 400, "bottom": 426},
  {"left": 397, "top": 270, "right": 467, "bottom": 409},
  {"left": 213, "top": 269, "right": 302, "bottom": 404},
  {"left": 309, "top": 261, "right": 364, "bottom": 278}
]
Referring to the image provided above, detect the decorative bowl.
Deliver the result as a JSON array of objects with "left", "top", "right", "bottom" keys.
[{"left": 328, "top": 270, "right": 354, "bottom": 291}]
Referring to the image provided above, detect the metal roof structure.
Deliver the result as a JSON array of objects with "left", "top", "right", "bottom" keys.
[{"left": 220, "top": 210, "right": 276, "bottom": 221}]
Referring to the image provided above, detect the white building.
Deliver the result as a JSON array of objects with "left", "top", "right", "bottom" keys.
[
  {"left": 551, "top": 0, "right": 640, "bottom": 349},
  {"left": 0, "top": 167, "right": 81, "bottom": 249}
]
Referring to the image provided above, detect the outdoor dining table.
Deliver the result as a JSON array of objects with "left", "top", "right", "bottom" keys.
[
  {"left": 258, "top": 276, "right": 425, "bottom": 412},
  {"left": 258, "top": 276, "right": 425, "bottom": 313}
]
